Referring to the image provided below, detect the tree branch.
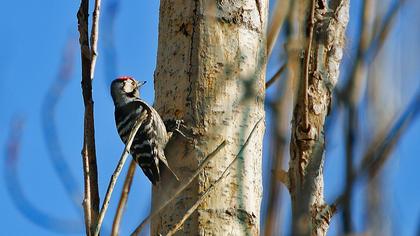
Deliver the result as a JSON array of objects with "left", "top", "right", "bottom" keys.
[
  {"left": 90, "top": 0, "right": 102, "bottom": 80},
  {"left": 77, "top": 0, "right": 102, "bottom": 234},
  {"left": 288, "top": 1, "right": 350, "bottom": 235},
  {"left": 265, "top": 63, "right": 286, "bottom": 89},
  {"left": 94, "top": 116, "right": 145, "bottom": 236},
  {"left": 111, "top": 159, "right": 137, "bottom": 236}
]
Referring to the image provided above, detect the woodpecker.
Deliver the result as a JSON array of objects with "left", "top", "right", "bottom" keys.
[{"left": 110, "top": 76, "right": 178, "bottom": 185}]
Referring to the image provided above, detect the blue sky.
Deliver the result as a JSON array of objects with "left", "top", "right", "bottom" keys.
[{"left": 1, "top": 0, "right": 419, "bottom": 235}]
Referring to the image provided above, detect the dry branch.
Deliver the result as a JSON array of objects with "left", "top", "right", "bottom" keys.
[
  {"left": 77, "top": 0, "right": 102, "bottom": 234},
  {"left": 111, "top": 159, "right": 137, "bottom": 236},
  {"left": 90, "top": 0, "right": 101, "bottom": 80},
  {"left": 94, "top": 116, "right": 145, "bottom": 236}
]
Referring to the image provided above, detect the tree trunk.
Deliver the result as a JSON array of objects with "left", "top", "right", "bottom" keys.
[
  {"left": 151, "top": 0, "right": 267, "bottom": 235},
  {"left": 287, "top": 1, "right": 350, "bottom": 235}
]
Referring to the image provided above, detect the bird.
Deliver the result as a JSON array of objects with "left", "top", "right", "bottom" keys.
[{"left": 110, "top": 76, "right": 178, "bottom": 185}]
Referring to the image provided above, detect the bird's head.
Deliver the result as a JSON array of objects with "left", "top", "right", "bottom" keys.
[{"left": 111, "top": 76, "right": 146, "bottom": 106}]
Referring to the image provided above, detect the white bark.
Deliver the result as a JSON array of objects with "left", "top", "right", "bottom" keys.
[{"left": 152, "top": 0, "right": 267, "bottom": 235}]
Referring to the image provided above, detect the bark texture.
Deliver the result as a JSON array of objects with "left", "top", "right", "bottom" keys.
[
  {"left": 151, "top": 0, "right": 267, "bottom": 235},
  {"left": 288, "top": 1, "right": 350, "bottom": 235}
]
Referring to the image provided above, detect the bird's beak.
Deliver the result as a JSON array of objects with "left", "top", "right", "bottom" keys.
[{"left": 138, "top": 81, "right": 147, "bottom": 88}]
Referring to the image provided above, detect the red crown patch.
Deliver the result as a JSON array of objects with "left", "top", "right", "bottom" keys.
[{"left": 117, "top": 76, "right": 134, "bottom": 81}]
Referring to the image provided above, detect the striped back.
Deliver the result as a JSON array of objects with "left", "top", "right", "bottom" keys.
[{"left": 114, "top": 100, "right": 161, "bottom": 184}]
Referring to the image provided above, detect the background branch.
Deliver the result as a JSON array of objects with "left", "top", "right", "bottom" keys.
[
  {"left": 264, "top": 73, "right": 292, "bottom": 236},
  {"left": 338, "top": 1, "right": 408, "bottom": 232},
  {"left": 41, "top": 37, "right": 81, "bottom": 212},
  {"left": 266, "top": 0, "right": 290, "bottom": 57},
  {"left": 4, "top": 118, "right": 84, "bottom": 233},
  {"left": 333, "top": 88, "right": 420, "bottom": 209}
]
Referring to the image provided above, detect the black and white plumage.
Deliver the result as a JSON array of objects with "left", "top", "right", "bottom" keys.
[{"left": 110, "top": 76, "right": 177, "bottom": 185}]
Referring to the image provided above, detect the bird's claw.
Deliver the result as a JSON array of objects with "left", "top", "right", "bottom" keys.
[{"left": 164, "top": 119, "right": 193, "bottom": 141}]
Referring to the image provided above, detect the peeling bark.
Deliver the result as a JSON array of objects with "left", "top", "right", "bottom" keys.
[
  {"left": 151, "top": 0, "right": 267, "bottom": 235},
  {"left": 288, "top": 1, "right": 349, "bottom": 235}
]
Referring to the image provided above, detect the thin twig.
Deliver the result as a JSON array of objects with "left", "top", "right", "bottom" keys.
[
  {"left": 77, "top": 0, "right": 101, "bottom": 234},
  {"left": 265, "top": 63, "right": 286, "bottom": 89},
  {"left": 94, "top": 116, "right": 146, "bottom": 236},
  {"left": 90, "top": 0, "right": 102, "bottom": 80},
  {"left": 111, "top": 159, "right": 137, "bottom": 236},
  {"left": 130, "top": 140, "right": 228, "bottom": 235},
  {"left": 302, "top": 0, "right": 316, "bottom": 129},
  {"left": 165, "top": 117, "right": 264, "bottom": 236}
]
